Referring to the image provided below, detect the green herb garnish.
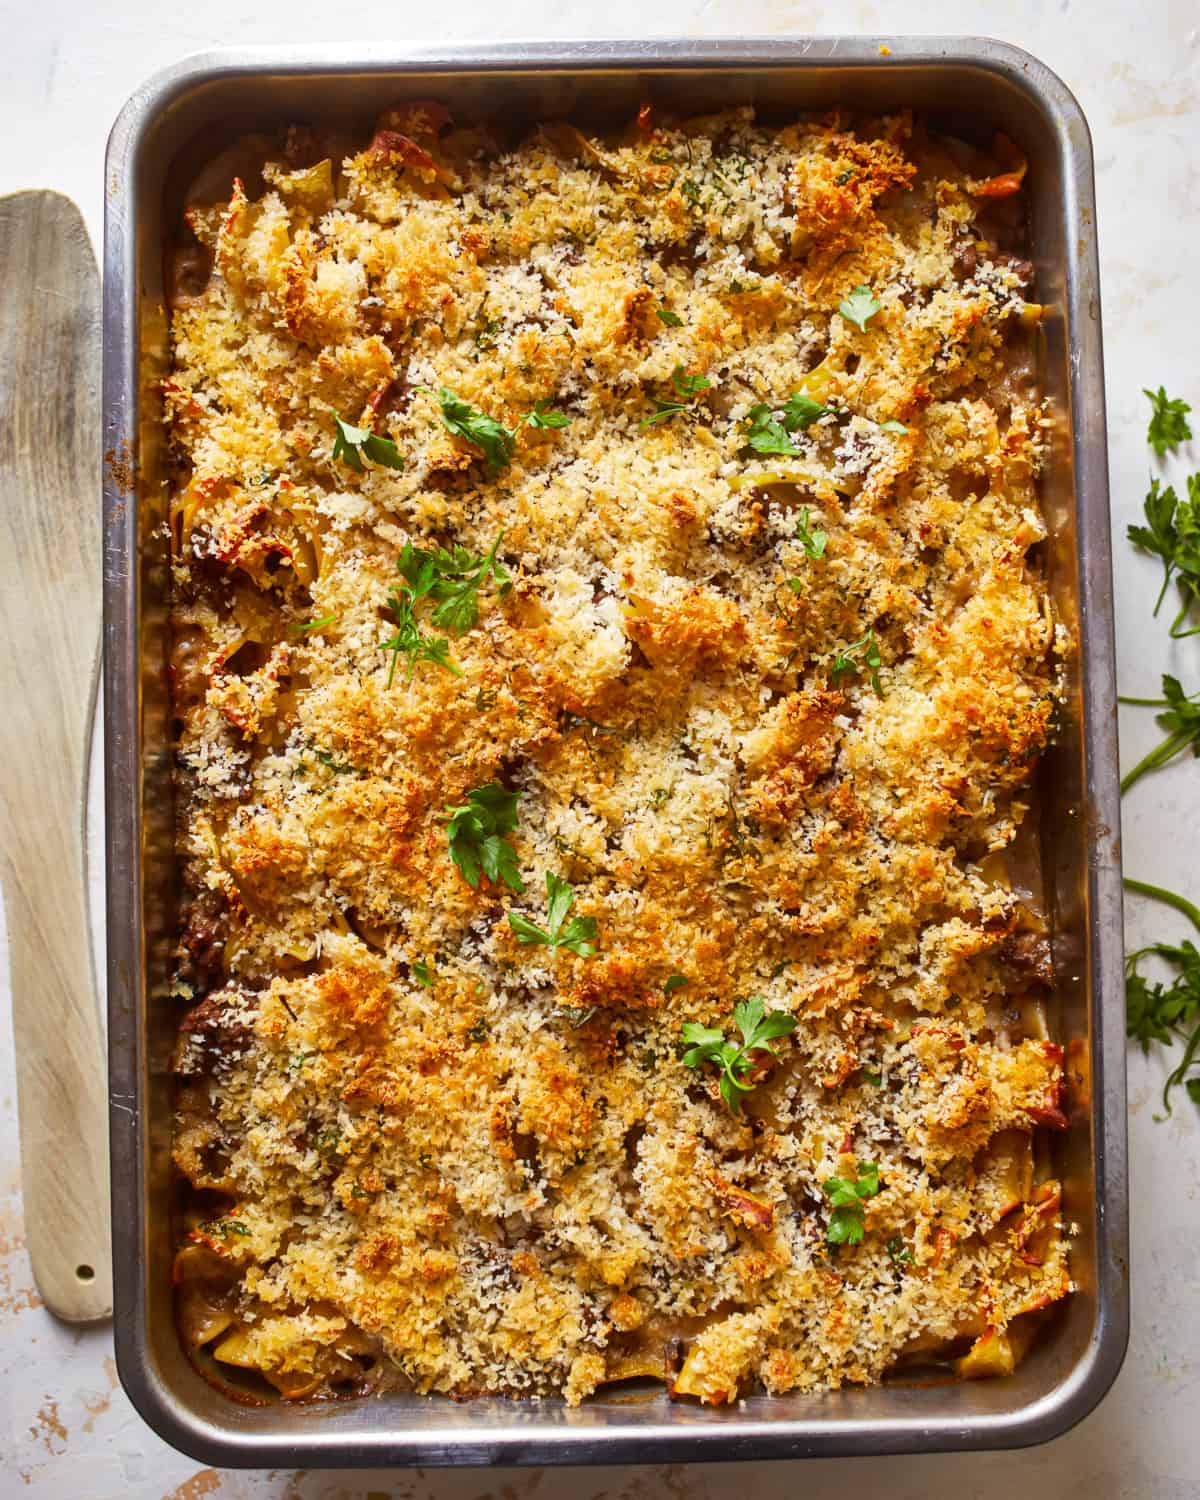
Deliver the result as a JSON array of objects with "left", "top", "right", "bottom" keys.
[
  {"left": 822, "top": 1161, "right": 881, "bottom": 1245},
  {"left": 332, "top": 415, "right": 405, "bottom": 472},
  {"left": 444, "top": 782, "right": 524, "bottom": 893},
  {"left": 743, "top": 391, "right": 831, "bottom": 456},
  {"left": 886, "top": 1234, "right": 914, "bottom": 1266},
  {"left": 1127, "top": 474, "right": 1200, "bottom": 631},
  {"left": 656, "top": 306, "right": 683, "bottom": 327},
  {"left": 680, "top": 996, "right": 796, "bottom": 1113},
  {"left": 838, "top": 284, "right": 882, "bottom": 333},
  {"left": 411, "top": 960, "right": 435, "bottom": 989},
  {"left": 831, "top": 629, "right": 883, "bottom": 696},
  {"left": 1145, "top": 385, "right": 1193, "bottom": 459},
  {"left": 313, "top": 748, "right": 360, "bottom": 778},
  {"left": 1125, "top": 878, "right": 1200, "bottom": 1113},
  {"left": 379, "top": 534, "right": 509, "bottom": 686},
  {"left": 639, "top": 365, "right": 712, "bottom": 429},
  {"left": 790, "top": 507, "right": 828, "bottom": 569},
  {"left": 664, "top": 974, "right": 689, "bottom": 994},
  {"left": 523, "top": 400, "right": 572, "bottom": 430},
  {"left": 1118, "top": 674, "right": 1200, "bottom": 793},
  {"left": 507, "top": 872, "right": 598, "bottom": 957},
  {"left": 422, "top": 386, "right": 517, "bottom": 473},
  {"left": 879, "top": 420, "right": 909, "bottom": 434},
  {"left": 289, "top": 614, "right": 335, "bottom": 633}
]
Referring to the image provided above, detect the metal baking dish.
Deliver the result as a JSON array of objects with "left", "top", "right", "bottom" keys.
[{"left": 102, "top": 37, "right": 1128, "bottom": 1468}]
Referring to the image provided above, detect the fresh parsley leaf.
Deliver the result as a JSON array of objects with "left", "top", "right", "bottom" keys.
[
  {"left": 664, "top": 974, "right": 689, "bottom": 994},
  {"left": 640, "top": 400, "right": 690, "bottom": 429},
  {"left": 399, "top": 533, "right": 512, "bottom": 637},
  {"left": 822, "top": 1161, "right": 881, "bottom": 1246},
  {"left": 332, "top": 415, "right": 405, "bottom": 472},
  {"left": 1118, "top": 674, "right": 1200, "bottom": 793},
  {"left": 423, "top": 386, "right": 517, "bottom": 473},
  {"left": 380, "top": 575, "right": 460, "bottom": 688},
  {"left": 656, "top": 306, "right": 684, "bottom": 327},
  {"left": 793, "top": 507, "right": 827, "bottom": 564},
  {"left": 886, "top": 1234, "right": 914, "bottom": 1266},
  {"left": 680, "top": 999, "right": 796, "bottom": 1113},
  {"left": 838, "top": 284, "right": 882, "bottom": 333},
  {"left": 445, "top": 782, "right": 524, "bottom": 893},
  {"left": 743, "top": 391, "right": 831, "bottom": 456},
  {"left": 1124, "top": 878, "right": 1200, "bottom": 1115},
  {"left": 681, "top": 177, "right": 702, "bottom": 206},
  {"left": 411, "top": 960, "right": 435, "bottom": 989},
  {"left": 507, "top": 872, "right": 598, "bottom": 957},
  {"left": 523, "top": 400, "right": 572, "bottom": 430},
  {"left": 744, "top": 403, "right": 801, "bottom": 456},
  {"left": 1128, "top": 473, "right": 1200, "bottom": 631},
  {"left": 639, "top": 366, "right": 711, "bottom": 430},
  {"left": 879, "top": 419, "right": 909, "bottom": 434},
  {"left": 380, "top": 533, "right": 509, "bottom": 686},
  {"left": 289, "top": 614, "right": 335, "bottom": 633},
  {"left": 783, "top": 392, "right": 829, "bottom": 429},
  {"left": 672, "top": 366, "right": 711, "bottom": 398},
  {"left": 1144, "top": 385, "right": 1193, "bottom": 459},
  {"left": 831, "top": 629, "right": 883, "bottom": 696}
]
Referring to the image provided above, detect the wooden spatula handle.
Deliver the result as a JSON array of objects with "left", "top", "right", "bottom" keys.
[{"left": 0, "top": 191, "right": 111, "bottom": 1321}]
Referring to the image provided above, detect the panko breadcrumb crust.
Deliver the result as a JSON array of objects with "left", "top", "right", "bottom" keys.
[{"left": 167, "top": 102, "right": 1070, "bottom": 1407}]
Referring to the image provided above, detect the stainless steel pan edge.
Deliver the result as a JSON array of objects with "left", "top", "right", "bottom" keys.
[{"left": 102, "top": 37, "right": 1127, "bottom": 1467}]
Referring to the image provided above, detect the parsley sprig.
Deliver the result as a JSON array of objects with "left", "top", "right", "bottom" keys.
[
  {"left": 680, "top": 996, "right": 797, "bottom": 1113},
  {"left": 790, "top": 507, "right": 828, "bottom": 573},
  {"left": 332, "top": 415, "right": 405, "bottom": 472},
  {"left": 743, "top": 392, "right": 831, "bottom": 456},
  {"left": 1125, "top": 879, "right": 1200, "bottom": 1113},
  {"left": 445, "top": 782, "right": 524, "bottom": 892},
  {"left": 524, "top": 400, "right": 571, "bottom": 430},
  {"left": 507, "top": 873, "right": 598, "bottom": 956},
  {"left": 838, "top": 285, "right": 882, "bottom": 333},
  {"left": 420, "top": 387, "right": 570, "bottom": 471},
  {"left": 1118, "top": 674, "right": 1200, "bottom": 793},
  {"left": 379, "top": 534, "right": 509, "bottom": 686},
  {"left": 1127, "top": 474, "right": 1200, "bottom": 631},
  {"left": 831, "top": 629, "right": 883, "bottom": 696},
  {"left": 424, "top": 386, "right": 516, "bottom": 472},
  {"left": 1144, "top": 385, "right": 1193, "bottom": 459},
  {"left": 822, "top": 1161, "right": 881, "bottom": 1245},
  {"left": 639, "top": 365, "right": 712, "bottom": 429}
]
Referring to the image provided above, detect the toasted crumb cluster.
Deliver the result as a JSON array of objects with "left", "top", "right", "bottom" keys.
[{"left": 167, "top": 102, "right": 1069, "bottom": 1406}]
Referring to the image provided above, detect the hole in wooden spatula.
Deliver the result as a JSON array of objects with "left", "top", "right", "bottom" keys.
[{"left": 75, "top": 1264, "right": 95, "bottom": 1281}]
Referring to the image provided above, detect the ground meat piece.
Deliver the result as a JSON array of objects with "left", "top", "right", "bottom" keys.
[
  {"left": 173, "top": 987, "right": 257, "bottom": 1077},
  {"left": 1001, "top": 929, "right": 1053, "bottom": 986}
]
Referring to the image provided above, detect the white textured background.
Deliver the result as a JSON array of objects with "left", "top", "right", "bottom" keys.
[{"left": 1, "top": 3, "right": 1198, "bottom": 1497}]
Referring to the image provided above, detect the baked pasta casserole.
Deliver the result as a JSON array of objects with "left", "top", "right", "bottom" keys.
[{"left": 166, "top": 101, "right": 1070, "bottom": 1406}]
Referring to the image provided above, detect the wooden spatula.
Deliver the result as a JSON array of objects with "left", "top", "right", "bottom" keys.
[{"left": 0, "top": 191, "right": 111, "bottom": 1321}]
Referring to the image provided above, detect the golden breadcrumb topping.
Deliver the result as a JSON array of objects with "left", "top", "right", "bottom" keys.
[{"left": 167, "top": 102, "right": 1068, "bottom": 1407}]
